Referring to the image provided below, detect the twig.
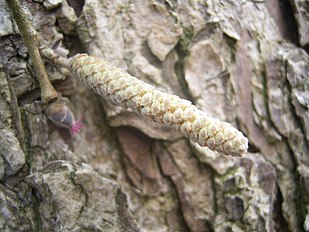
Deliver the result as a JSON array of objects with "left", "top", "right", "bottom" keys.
[
  {"left": 40, "top": 46, "right": 71, "bottom": 69},
  {"left": 6, "top": 73, "right": 27, "bottom": 153},
  {"left": 5, "top": 0, "right": 58, "bottom": 103}
]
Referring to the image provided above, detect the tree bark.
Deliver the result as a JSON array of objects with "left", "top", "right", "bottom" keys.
[{"left": 0, "top": 0, "right": 308, "bottom": 231}]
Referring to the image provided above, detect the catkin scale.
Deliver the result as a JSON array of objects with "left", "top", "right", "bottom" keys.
[{"left": 70, "top": 54, "right": 248, "bottom": 156}]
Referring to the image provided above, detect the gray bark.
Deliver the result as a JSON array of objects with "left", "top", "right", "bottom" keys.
[{"left": 0, "top": 0, "right": 309, "bottom": 231}]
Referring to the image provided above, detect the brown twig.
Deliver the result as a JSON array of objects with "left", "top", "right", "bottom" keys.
[
  {"left": 5, "top": 0, "right": 58, "bottom": 103},
  {"left": 6, "top": 72, "right": 27, "bottom": 153},
  {"left": 40, "top": 46, "right": 71, "bottom": 69}
]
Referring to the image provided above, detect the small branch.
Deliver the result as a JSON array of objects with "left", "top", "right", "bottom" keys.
[
  {"left": 6, "top": 72, "right": 27, "bottom": 154},
  {"left": 5, "top": 0, "right": 58, "bottom": 103},
  {"left": 40, "top": 46, "right": 71, "bottom": 69}
]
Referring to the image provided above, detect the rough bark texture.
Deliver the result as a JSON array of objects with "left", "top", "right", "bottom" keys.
[{"left": 0, "top": 0, "right": 309, "bottom": 231}]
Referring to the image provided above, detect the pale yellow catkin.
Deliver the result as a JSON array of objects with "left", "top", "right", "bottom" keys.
[{"left": 70, "top": 54, "right": 248, "bottom": 156}]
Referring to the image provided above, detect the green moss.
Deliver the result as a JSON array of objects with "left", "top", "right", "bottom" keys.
[{"left": 174, "top": 25, "right": 195, "bottom": 103}]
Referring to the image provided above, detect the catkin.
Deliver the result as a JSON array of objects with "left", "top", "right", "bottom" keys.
[{"left": 70, "top": 54, "right": 248, "bottom": 156}]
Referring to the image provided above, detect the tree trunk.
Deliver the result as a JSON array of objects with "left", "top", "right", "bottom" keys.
[{"left": 0, "top": 0, "right": 308, "bottom": 231}]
